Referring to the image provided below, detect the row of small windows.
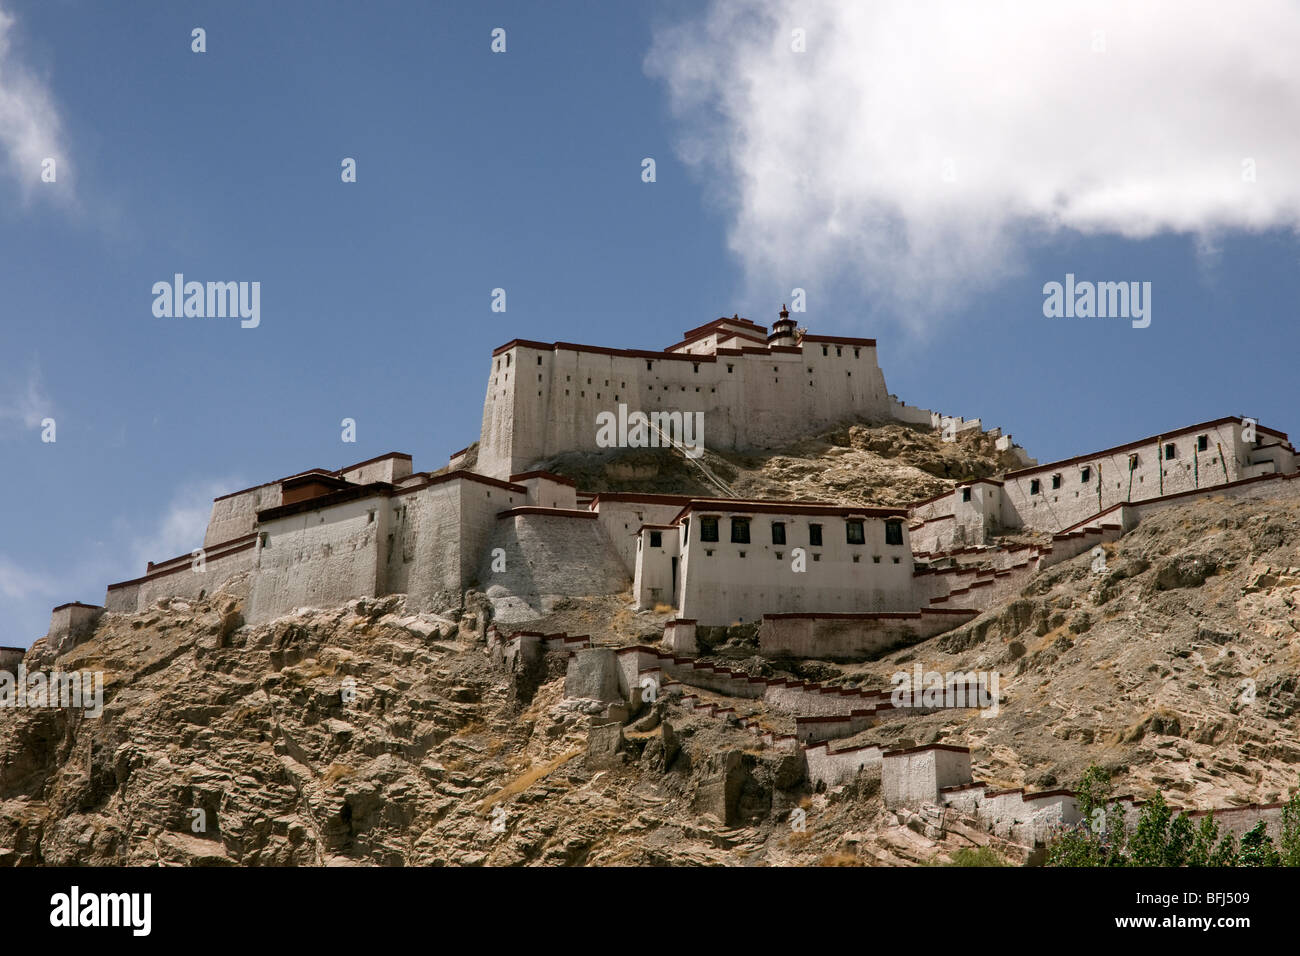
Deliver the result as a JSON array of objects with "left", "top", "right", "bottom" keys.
[
  {"left": 692, "top": 516, "right": 904, "bottom": 546},
  {"left": 1024, "top": 435, "right": 1215, "bottom": 495}
]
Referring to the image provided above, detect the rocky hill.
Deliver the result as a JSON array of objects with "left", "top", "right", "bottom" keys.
[
  {"left": 2, "top": 425, "right": 1297, "bottom": 866},
  {"left": 539, "top": 419, "right": 1027, "bottom": 507}
]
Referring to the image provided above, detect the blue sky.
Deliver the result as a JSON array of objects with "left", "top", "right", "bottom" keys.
[{"left": 3, "top": 0, "right": 1299, "bottom": 646}]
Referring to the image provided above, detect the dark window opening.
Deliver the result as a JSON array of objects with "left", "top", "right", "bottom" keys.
[
  {"left": 1080, "top": 466, "right": 1091, "bottom": 482},
  {"left": 649, "top": 531, "right": 662, "bottom": 548},
  {"left": 1051, "top": 474, "right": 1062, "bottom": 490},
  {"left": 700, "top": 517, "right": 719, "bottom": 542},
  {"left": 731, "top": 517, "right": 751, "bottom": 544},
  {"left": 1030, "top": 479, "right": 1041, "bottom": 494},
  {"left": 809, "top": 523, "right": 823, "bottom": 547},
  {"left": 961, "top": 487, "right": 972, "bottom": 502},
  {"left": 1198, "top": 434, "right": 1209, "bottom": 452},
  {"left": 846, "top": 520, "right": 865, "bottom": 545},
  {"left": 885, "top": 520, "right": 904, "bottom": 546},
  {"left": 771, "top": 522, "right": 786, "bottom": 545},
  {"left": 1164, "top": 442, "right": 1176, "bottom": 460}
]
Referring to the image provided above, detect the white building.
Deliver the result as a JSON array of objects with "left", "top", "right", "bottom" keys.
[
  {"left": 910, "top": 417, "right": 1299, "bottom": 552},
  {"left": 38, "top": 315, "right": 1300, "bottom": 662},
  {"left": 476, "top": 309, "right": 949, "bottom": 480}
]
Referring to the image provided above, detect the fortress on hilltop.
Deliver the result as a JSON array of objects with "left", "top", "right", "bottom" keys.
[
  {"left": 24, "top": 307, "right": 1300, "bottom": 854},
  {"left": 34, "top": 308, "right": 1300, "bottom": 656}
]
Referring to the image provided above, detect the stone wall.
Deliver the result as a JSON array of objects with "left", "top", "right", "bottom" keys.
[
  {"left": 480, "top": 510, "right": 630, "bottom": 623},
  {"left": 759, "top": 609, "right": 978, "bottom": 660},
  {"left": 477, "top": 334, "right": 894, "bottom": 479},
  {"left": 247, "top": 496, "right": 389, "bottom": 624}
]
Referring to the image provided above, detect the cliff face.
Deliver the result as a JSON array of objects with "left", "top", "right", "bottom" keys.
[
  {"left": 539, "top": 420, "right": 1027, "bottom": 506},
  {"left": 0, "top": 594, "right": 921, "bottom": 866}
]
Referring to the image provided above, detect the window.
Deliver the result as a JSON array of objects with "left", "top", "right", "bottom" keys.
[
  {"left": 885, "top": 520, "right": 904, "bottom": 546},
  {"left": 1051, "top": 474, "right": 1061, "bottom": 490},
  {"left": 852, "top": 555, "right": 860, "bottom": 563},
  {"left": 961, "top": 487, "right": 972, "bottom": 502},
  {"left": 1164, "top": 442, "right": 1176, "bottom": 460},
  {"left": 836, "top": 347, "right": 842, "bottom": 357},
  {"left": 822, "top": 345, "right": 828, "bottom": 356},
  {"left": 727, "top": 364, "right": 734, "bottom": 374},
  {"left": 700, "top": 517, "right": 719, "bottom": 542},
  {"left": 649, "top": 531, "right": 662, "bottom": 548},
  {"left": 1080, "top": 466, "right": 1091, "bottom": 482},
  {"left": 771, "top": 522, "right": 786, "bottom": 545},
  {"left": 1198, "top": 434, "right": 1209, "bottom": 452},
  {"left": 731, "top": 517, "right": 751, "bottom": 544},
  {"left": 536, "top": 356, "right": 542, "bottom": 365},
  {"left": 646, "top": 360, "right": 653, "bottom": 371},
  {"left": 1030, "top": 479, "right": 1041, "bottom": 495},
  {"left": 846, "top": 520, "right": 865, "bottom": 545},
  {"left": 1129, "top": 453, "right": 1139, "bottom": 471},
  {"left": 809, "top": 523, "right": 823, "bottom": 547}
]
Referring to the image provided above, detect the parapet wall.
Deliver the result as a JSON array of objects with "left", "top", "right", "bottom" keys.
[
  {"left": 759, "top": 609, "right": 978, "bottom": 660},
  {"left": 481, "top": 509, "right": 630, "bottom": 623}
]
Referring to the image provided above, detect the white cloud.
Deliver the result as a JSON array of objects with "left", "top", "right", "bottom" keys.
[
  {"left": 0, "top": 476, "right": 245, "bottom": 647},
  {"left": 0, "top": 554, "right": 56, "bottom": 602},
  {"left": 0, "top": 4, "right": 71, "bottom": 201},
  {"left": 647, "top": 0, "right": 1300, "bottom": 325},
  {"left": 126, "top": 479, "right": 243, "bottom": 571}
]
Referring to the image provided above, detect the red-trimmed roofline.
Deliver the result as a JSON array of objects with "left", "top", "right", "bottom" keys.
[
  {"left": 665, "top": 328, "right": 770, "bottom": 352},
  {"left": 212, "top": 468, "right": 334, "bottom": 502},
  {"left": 146, "top": 533, "right": 260, "bottom": 572},
  {"left": 337, "top": 451, "right": 413, "bottom": 473},
  {"left": 52, "top": 601, "right": 104, "bottom": 612},
  {"left": 212, "top": 452, "right": 413, "bottom": 503},
  {"left": 1004, "top": 416, "right": 1288, "bottom": 479},
  {"left": 763, "top": 608, "right": 977, "bottom": 621},
  {"left": 679, "top": 316, "right": 767, "bottom": 340},
  {"left": 496, "top": 507, "right": 598, "bottom": 520},
  {"left": 801, "top": 334, "right": 878, "bottom": 347},
  {"left": 881, "top": 743, "right": 972, "bottom": 757},
  {"left": 588, "top": 492, "right": 695, "bottom": 507},
  {"left": 671, "top": 498, "right": 909, "bottom": 523},
  {"left": 392, "top": 470, "right": 527, "bottom": 498},
  {"left": 107, "top": 539, "right": 259, "bottom": 590},
  {"left": 509, "top": 470, "right": 577, "bottom": 487}
]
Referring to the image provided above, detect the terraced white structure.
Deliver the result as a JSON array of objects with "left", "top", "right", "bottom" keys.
[{"left": 38, "top": 311, "right": 1300, "bottom": 664}]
